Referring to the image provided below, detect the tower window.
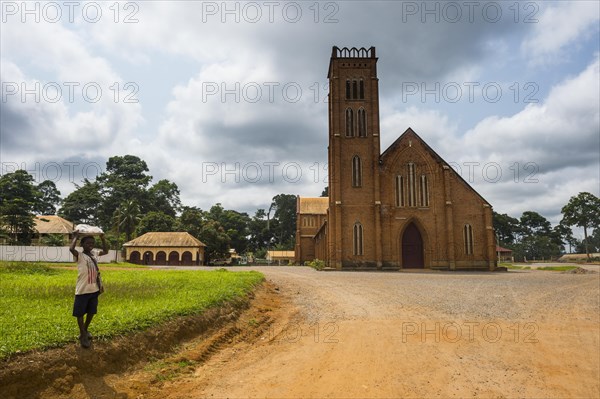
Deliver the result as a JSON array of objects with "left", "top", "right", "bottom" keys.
[
  {"left": 395, "top": 175, "right": 405, "bottom": 207},
  {"left": 359, "top": 79, "right": 365, "bottom": 99},
  {"left": 345, "top": 80, "right": 351, "bottom": 99},
  {"left": 353, "top": 222, "right": 364, "bottom": 256},
  {"left": 352, "top": 155, "right": 362, "bottom": 187},
  {"left": 352, "top": 80, "right": 358, "bottom": 99},
  {"left": 345, "top": 108, "right": 354, "bottom": 137},
  {"left": 358, "top": 108, "right": 367, "bottom": 137},
  {"left": 420, "top": 175, "right": 429, "bottom": 207},
  {"left": 464, "top": 224, "right": 474, "bottom": 255},
  {"left": 408, "top": 163, "right": 417, "bottom": 207}
]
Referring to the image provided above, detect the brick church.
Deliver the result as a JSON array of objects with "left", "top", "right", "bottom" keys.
[{"left": 295, "top": 46, "right": 497, "bottom": 270}]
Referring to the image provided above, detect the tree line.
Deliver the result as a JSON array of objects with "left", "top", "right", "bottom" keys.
[
  {"left": 493, "top": 192, "right": 600, "bottom": 261},
  {"left": 0, "top": 155, "right": 297, "bottom": 262},
  {"left": 1, "top": 154, "right": 598, "bottom": 262}
]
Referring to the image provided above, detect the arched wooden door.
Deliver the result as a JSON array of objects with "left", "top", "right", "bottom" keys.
[{"left": 402, "top": 223, "right": 424, "bottom": 268}]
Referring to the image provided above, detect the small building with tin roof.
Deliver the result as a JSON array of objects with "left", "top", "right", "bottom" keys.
[
  {"left": 123, "top": 232, "right": 206, "bottom": 266},
  {"left": 266, "top": 250, "right": 295, "bottom": 265}
]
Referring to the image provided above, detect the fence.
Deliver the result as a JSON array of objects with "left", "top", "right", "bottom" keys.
[{"left": 0, "top": 246, "right": 122, "bottom": 263}]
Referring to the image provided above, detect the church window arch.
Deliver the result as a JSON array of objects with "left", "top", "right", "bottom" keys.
[
  {"left": 345, "top": 80, "right": 351, "bottom": 99},
  {"left": 345, "top": 108, "right": 354, "bottom": 137},
  {"left": 420, "top": 175, "right": 430, "bottom": 207},
  {"left": 407, "top": 163, "right": 417, "bottom": 207},
  {"left": 359, "top": 79, "right": 365, "bottom": 99},
  {"left": 352, "top": 156, "right": 362, "bottom": 187},
  {"left": 353, "top": 222, "right": 364, "bottom": 256},
  {"left": 358, "top": 108, "right": 367, "bottom": 137},
  {"left": 395, "top": 175, "right": 405, "bottom": 207},
  {"left": 464, "top": 224, "right": 474, "bottom": 255}
]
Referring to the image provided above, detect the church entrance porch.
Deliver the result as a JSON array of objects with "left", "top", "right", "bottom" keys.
[{"left": 402, "top": 223, "right": 424, "bottom": 268}]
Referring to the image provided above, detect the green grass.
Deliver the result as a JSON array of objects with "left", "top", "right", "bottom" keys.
[
  {"left": 505, "top": 264, "right": 531, "bottom": 270},
  {"left": 0, "top": 261, "right": 264, "bottom": 359},
  {"left": 535, "top": 266, "right": 579, "bottom": 271}
]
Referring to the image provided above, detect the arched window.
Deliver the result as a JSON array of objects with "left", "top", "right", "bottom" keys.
[
  {"left": 407, "top": 163, "right": 417, "bottom": 207},
  {"left": 464, "top": 224, "right": 474, "bottom": 255},
  {"left": 345, "top": 80, "right": 351, "bottom": 99},
  {"left": 358, "top": 108, "right": 367, "bottom": 137},
  {"left": 359, "top": 79, "right": 365, "bottom": 99},
  {"left": 420, "top": 175, "right": 429, "bottom": 207},
  {"left": 353, "top": 223, "right": 363, "bottom": 256},
  {"left": 352, "top": 156, "right": 362, "bottom": 187},
  {"left": 352, "top": 80, "right": 358, "bottom": 99},
  {"left": 345, "top": 108, "right": 354, "bottom": 137},
  {"left": 395, "top": 175, "right": 405, "bottom": 207}
]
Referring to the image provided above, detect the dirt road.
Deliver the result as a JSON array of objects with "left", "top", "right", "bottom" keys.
[
  {"left": 104, "top": 267, "right": 599, "bottom": 399},
  {"left": 13, "top": 266, "right": 600, "bottom": 398}
]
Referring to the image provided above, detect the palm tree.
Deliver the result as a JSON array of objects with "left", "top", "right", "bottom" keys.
[{"left": 113, "top": 200, "right": 141, "bottom": 242}]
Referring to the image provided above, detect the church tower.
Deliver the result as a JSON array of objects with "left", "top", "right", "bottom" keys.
[{"left": 327, "top": 46, "right": 383, "bottom": 269}]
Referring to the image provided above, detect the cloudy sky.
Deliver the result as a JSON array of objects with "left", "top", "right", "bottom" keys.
[{"left": 1, "top": 1, "right": 599, "bottom": 235}]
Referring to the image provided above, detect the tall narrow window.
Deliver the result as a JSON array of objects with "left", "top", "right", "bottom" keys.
[
  {"left": 345, "top": 108, "right": 354, "bottom": 137},
  {"left": 407, "top": 163, "right": 417, "bottom": 207},
  {"left": 464, "top": 224, "right": 474, "bottom": 255},
  {"left": 420, "top": 175, "right": 429, "bottom": 207},
  {"left": 353, "top": 223, "right": 364, "bottom": 256},
  {"left": 345, "top": 80, "right": 351, "bottom": 99},
  {"left": 395, "top": 175, "right": 405, "bottom": 207},
  {"left": 359, "top": 79, "right": 365, "bottom": 99},
  {"left": 358, "top": 108, "right": 367, "bottom": 137},
  {"left": 352, "top": 156, "right": 362, "bottom": 187},
  {"left": 352, "top": 80, "right": 358, "bottom": 99}
]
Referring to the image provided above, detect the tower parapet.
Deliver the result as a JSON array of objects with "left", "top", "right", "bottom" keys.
[{"left": 331, "top": 46, "right": 376, "bottom": 59}]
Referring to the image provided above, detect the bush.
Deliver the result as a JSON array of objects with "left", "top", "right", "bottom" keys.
[{"left": 305, "top": 259, "right": 326, "bottom": 271}]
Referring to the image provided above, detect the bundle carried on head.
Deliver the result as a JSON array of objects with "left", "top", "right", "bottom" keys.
[{"left": 74, "top": 224, "right": 104, "bottom": 236}]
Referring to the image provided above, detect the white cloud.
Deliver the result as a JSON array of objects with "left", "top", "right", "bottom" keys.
[{"left": 522, "top": 2, "right": 600, "bottom": 64}]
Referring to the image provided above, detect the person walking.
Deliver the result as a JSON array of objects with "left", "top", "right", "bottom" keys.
[{"left": 69, "top": 233, "right": 108, "bottom": 348}]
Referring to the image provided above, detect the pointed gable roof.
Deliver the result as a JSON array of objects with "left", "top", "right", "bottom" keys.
[{"left": 380, "top": 127, "right": 491, "bottom": 206}]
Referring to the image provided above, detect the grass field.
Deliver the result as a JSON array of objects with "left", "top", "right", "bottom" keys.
[{"left": 0, "top": 261, "right": 264, "bottom": 359}]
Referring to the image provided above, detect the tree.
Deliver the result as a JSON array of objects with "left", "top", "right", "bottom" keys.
[
  {"left": 321, "top": 186, "right": 328, "bottom": 197},
  {"left": 58, "top": 179, "right": 102, "bottom": 225},
  {"left": 177, "top": 206, "right": 204, "bottom": 239},
  {"left": 137, "top": 211, "right": 177, "bottom": 235},
  {"left": 553, "top": 222, "right": 577, "bottom": 254},
  {"left": 148, "top": 179, "right": 181, "bottom": 217},
  {"left": 34, "top": 180, "right": 61, "bottom": 215},
  {"left": 493, "top": 212, "right": 520, "bottom": 246},
  {"left": 97, "top": 155, "right": 152, "bottom": 230},
  {"left": 270, "top": 194, "right": 297, "bottom": 249},
  {"left": 513, "top": 211, "right": 559, "bottom": 261},
  {"left": 42, "top": 233, "right": 66, "bottom": 246},
  {"left": 198, "top": 219, "right": 230, "bottom": 262},
  {"left": 205, "top": 203, "right": 250, "bottom": 253},
  {"left": 113, "top": 200, "right": 141, "bottom": 242},
  {"left": 561, "top": 192, "right": 600, "bottom": 260},
  {"left": 519, "top": 211, "right": 552, "bottom": 237},
  {"left": 248, "top": 209, "right": 273, "bottom": 253},
  {"left": 0, "top": 170, "right": 39, "bottom": 244}
]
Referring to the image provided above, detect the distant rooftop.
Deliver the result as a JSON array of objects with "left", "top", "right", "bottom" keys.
[
  {"left": 298, "top": 197, "right": 329, "bottom": 215},
  {"left": 34, "top": 215, "right": 74, "bottom": 234},
  {"left": 124, "top": 232, "right": 206, "bottom": 247}
]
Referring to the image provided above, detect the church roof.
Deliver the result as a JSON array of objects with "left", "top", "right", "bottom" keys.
[
  {"left": 381, "top": 127, "right": 491, "bottom": 206},
  {"left": 34, "top": 215, "right": 74, "bottom": 234},
  {"left": 123, "top": 232, "right": 206, "bottom": 247},
  {"left": 298, "top": 197, "right": 329, "bottom": 215}
]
